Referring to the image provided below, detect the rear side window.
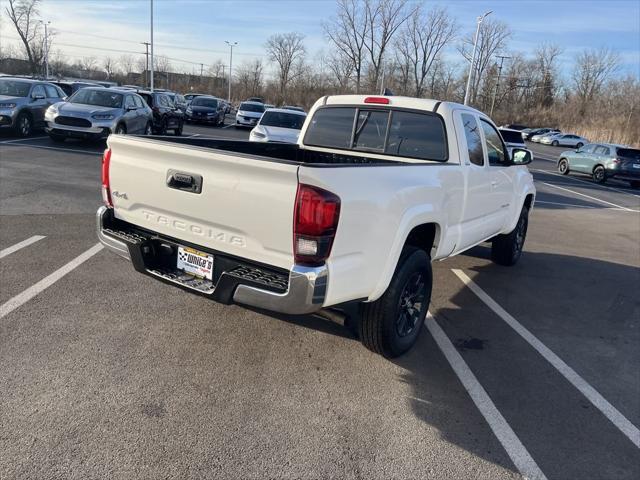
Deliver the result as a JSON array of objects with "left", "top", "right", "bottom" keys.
[
  {"left": 44, "top": 85, "right": 60, "bottom": 98},
  {"left": 304, "top": 107, "right": 355, "bottom": 149},
  {"left": 304, "top": 107, "right": 447, "bottom": 161},
  {"left": 133, "top": 96, "right": 145, "bottom": 108},
  {"left": 499, "top": 129, "right": 524, "bottom": 145},
  {"left": 461, "top": 113, "right": 484, "bottom": 166}
]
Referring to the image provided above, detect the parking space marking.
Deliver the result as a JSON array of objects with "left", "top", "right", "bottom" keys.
[
  {"left": 0, "top": 136, "right": 49, "bottom": 144},
  {"left": 222, "top": 124, "right": 235, "bottom": 129},
  {"left": 1, "top": 144, "right": 102, "bottom": 155},
  {"left": 452, "top": 269, "right": 640, "bottom": 449},
  {"left": 425, "top": 312, "right": 548, "bottom": 480},
  {"left": 534, "top": 200, "right": 624, "bottom": 210},
  {"left": 532, "top": 169, "right": 640, "bottom": 198},
  {"left": 0, "top": 243, "right": 103, "bottom": 320},
  {"left": 539, "top": 182, "right": 638, "bottom": 212},
  {"left": 0, "top": 235, "right": 46, "bottom": 259}
]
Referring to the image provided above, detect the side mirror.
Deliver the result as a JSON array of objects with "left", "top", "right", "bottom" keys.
[{"left": 511, "top": 148, "right": 532, "bottom": 165}]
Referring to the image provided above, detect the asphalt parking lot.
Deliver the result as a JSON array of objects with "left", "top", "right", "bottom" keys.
[{"left": 1, "top": 121, "right": 639, "bottom": 480}]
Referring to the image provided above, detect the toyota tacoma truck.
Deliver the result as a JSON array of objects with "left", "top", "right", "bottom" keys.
[{"left": 97, "top": 95, "right": 535, "bottom": 358}]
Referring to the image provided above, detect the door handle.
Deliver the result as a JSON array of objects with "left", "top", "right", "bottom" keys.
[{"left": 167, "top": 169, "right": 202, "bottom": 194}]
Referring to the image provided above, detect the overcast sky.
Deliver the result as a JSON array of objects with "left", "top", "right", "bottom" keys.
[{"left": 1, "top": 0, "right": 638, "bottom": 78}]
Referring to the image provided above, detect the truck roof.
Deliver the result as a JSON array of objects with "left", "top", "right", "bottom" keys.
[{"left": 320, "top": 94, "right": 482, "bottom": 117}]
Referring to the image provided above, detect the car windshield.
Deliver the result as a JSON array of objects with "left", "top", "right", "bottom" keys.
[
  {"left": 0, "top": 79, "right": 31, "bottom": 97},
  {"left": 617, "top": 148, "right": 640, "bottom": 160},
  {"left": 260, "top": 111, "right": 305, "bottom": 130},
  {"left": 240, "top": 102, "right": 265, "bottom": 113},
  {"left": 192, "top": 98, "right": 218, "bottom": 108},
  {"left": 69, "top": 89, "right": 123, "bottom": 108}
]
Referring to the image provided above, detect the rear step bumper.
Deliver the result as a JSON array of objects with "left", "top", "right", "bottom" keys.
[{"left": 96, "top": 206, "right": 327, "bottom": 314}]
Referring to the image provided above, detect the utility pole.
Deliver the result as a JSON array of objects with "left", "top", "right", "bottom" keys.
[
  {"left": 225, "top": 41, "right": 237, "bottom": 103},
  {"left": 141, "top": 42, "right": 150, "bottom": 88},
  {"left": 490, "top": 55, "right": 510, "bottom": 116},
  {"left": 464, "top": 11, "right": 492, "bottom": 106},
  {"left": 150, "top": 0, "right": 154, "bottom": 91},
  {"left": 200, "top": 63, "right": 204, "bottom": 78},
  {"left": 43, "top": 21, "right": 50, "bottom": 78}
]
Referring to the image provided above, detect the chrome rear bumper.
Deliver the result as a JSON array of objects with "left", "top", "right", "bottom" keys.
[{"left": 96, "top": 206, "right": 326, "bottom": 315}]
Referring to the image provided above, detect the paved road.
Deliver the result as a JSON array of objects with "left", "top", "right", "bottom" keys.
[{"left": 1, "top": 126, "right": 638, "bottom": 479}]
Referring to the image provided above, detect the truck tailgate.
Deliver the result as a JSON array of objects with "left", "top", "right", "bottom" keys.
[{"left": 107, "top": 135, "right": 299, "bottom": 269}]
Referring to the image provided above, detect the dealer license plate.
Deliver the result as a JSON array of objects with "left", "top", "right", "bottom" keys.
[
  {"left": 177, "top": 246, "right": 213, "bottom": 280},
  {"left": 633, "top": 164, "right": 640, "bottom": 169}
]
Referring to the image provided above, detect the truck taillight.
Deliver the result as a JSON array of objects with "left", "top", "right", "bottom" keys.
[
  {"left": 101, "top": 147, "right": 112, "bottom": 207},
  {"left": 293, "top": 184, "right": 340, "bottom": 266}
]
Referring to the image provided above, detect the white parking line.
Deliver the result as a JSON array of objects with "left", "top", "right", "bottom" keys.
[
  {"left": 425, "top": 312, "right": 548, "bottom": 480},
  {"left": 0, "top": 136, "right": 49, "bottom": 144},
  {"left": 222, "top": 124, "right": 235, "bottom": 129},
  {"left": 533, "top": 169, "right": 640, "bottom": 199},
  {"left": 535, "top": 200, "right": 630, "bottom": 211},
  {"left": 539, "top": 182, "right": 637, "bottom": 212},
  {"left": 0, "top": 235, "right": 46, "bottom": 259},
  {"left": 1, "top": 143, "right": 101, "bottom": 155},
  {"left": 0, "top": 243, "right": 103, "bottom": 320},
  {"left": 452, "top": 269, "right": 640, "bottom": 449}
]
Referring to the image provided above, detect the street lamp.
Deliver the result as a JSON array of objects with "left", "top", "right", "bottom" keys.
[
  {"left": 225, "top": 41, "right": 237, "bottom": 103},
  {"left": 150, "top": 0, "right": 155, "bottom": 91},
  {"left": 463, "top": 11, "right": 492, "bottom": 106}
]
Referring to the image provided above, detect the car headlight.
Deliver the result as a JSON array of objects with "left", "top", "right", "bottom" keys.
[
  {"left": 92, "top": 114, "right": 115, "bottom": 120},
  {"left": 0, "top": 102, "right": 17, "bottom": 109}
]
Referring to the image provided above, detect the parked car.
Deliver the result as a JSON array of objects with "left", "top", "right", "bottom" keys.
[
  {"left": 281, "top": 105, "right": 305, "bottom": 113},
  {"left": 558, "top": 144, "right": 640, "bottom": 187},
  {"left": 527, "top": 128, "right": 561, "bottom": 141},
  {"left": 247, "top": 97, "right": 264, "bottom": 103},
  {"left": 540, "top": 133, "right": 587, "bottom": 148},
  {"left": 249, "top": 108, "right": 307, "bottom": 143},
  {"left": 235, "top": 101, "right": 265, "bottom": 128},
  {"left": 185, "top": 95, "right": 225, "bottom": 126},
  {"left": 44, "top": 87, "right": 153, "bottom": 142},
  {"left": 264, "top": 103, "right": 275, "bottom": 110},
  {"left": 97, "top": 94, "right": 535, "bottom": 358},
  {"left": 501, "top": 123, "right": 528, "bottom": 131},
  {"left": 0, "top": 77, "right": 66, "bottom": 136},
  {"left": 52, "top": 80, "right": 100, "bottom": 97},
  {"left": 138, "top": 91, "right": 184, "bottom": 135},
  {"left": 499, "top": 128, "right": 532, "bottom": 160},
  {"left": 166, "top": 92, "right": 187, "bottom": 112}
]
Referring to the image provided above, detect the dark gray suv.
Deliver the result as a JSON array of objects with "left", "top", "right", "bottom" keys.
[{"left": 0, "top": 78, "right": 66, "bottom": 136}]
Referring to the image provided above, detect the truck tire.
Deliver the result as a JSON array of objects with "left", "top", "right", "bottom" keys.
[
  {"left": 359, "top": 247, "right": 432, "bottom": 358},
  {"left": 491, "top": 206, "right": 529, "bottom": 266}
]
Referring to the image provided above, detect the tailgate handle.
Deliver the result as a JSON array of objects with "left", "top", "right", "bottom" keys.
[{"left": 167, "top": 169, "right": 203, "bottom": 194}]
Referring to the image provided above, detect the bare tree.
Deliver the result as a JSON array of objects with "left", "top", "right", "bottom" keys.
[
  {"left": 395, "top": 5, "right": 457, "bottom": 97},
  {"left": 363, "top": 0, "right": 416, "bottom": 91},
  {"left": 5, "top": 0, "right": 44, "bottom": 73},
  {"left": 265, "top": 32, "right": 306, "bottom": 101},
  {"left": 323, "top": 0, "right": 369, "bottom": 93},
  {"left": 119, "top": 54, "right": 135, "bottom": 76},
  {"left": 459, "top": 18, "right": 511, "bottom": 105},
  {"left": 326, "top": 51, "right": 354, "bottom": 92},
  {"left": 79, "top": 56, "right": 97, "bottom": 76},
  {"left": 103, "top": 56, "right": 118, "bottom": 79},
  {"left": 572, "top": 47, "right": 620, "bottom": 107}
]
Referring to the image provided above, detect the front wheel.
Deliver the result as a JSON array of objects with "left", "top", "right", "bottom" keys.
[
  {"left": 144, "top": 122, "right": 153, "bottom": 136},
  {"left": 359, "top": 247, "right": 432, "bottom": 358},
  {"left": 174, "top": 122, "right": 183, "bottom": 136},
  {"left": 15, "top": 112, "right": 32, "bottom": 137},
  {"left": 576, "top": 142, "right": 584, "bottom": 149},
  {"left": 558, "top": 158, "right": 570, "bottom": 175},
  {"left": 491, "top": 206, "right": 529, "bottom": 266},
  {"left": 593, "top": 165, "right": 606, "bottom": 184},
  {"left": 552, "top": 140, "right": 559, "bottom": 146}
]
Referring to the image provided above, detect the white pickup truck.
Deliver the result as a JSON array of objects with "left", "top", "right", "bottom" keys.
[{"left": 97, "top": 95, "right": 535, "bottom": 357}]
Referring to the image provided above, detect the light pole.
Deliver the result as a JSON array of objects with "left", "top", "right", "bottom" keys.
[
  {"left": 225, "top": 41, "right": 237, "bottom": 103},
  {"left": 150, "top": 0, "right": 154, "bottom": 91},
  {"left": 490, "top": 55, "right": 510, "bottom": 116},
  {"left": 463, "top": 11, "right": 492, "bottom": 106}
]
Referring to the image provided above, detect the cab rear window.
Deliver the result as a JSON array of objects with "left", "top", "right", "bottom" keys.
[{"left": 304, "top": 106, "right": 447, "bottom": 161}]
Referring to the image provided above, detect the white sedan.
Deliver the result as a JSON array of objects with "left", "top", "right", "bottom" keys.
[
  {"left": 249, "top": 108, "right": 307, "bottom": 143},
  {"left": 540, "top": 133, "right": 588, "bottom": 148}
]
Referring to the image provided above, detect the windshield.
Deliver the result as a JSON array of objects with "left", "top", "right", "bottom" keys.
[
  {"left": 260, "top": 111, "right": 305, "bottom": 130},
  {"left": 0, "top": 79, "right": 31, "bottom": 97},
  {"left": 69, "top": 89, "right": 123, "bottom": 108},
  {"left": 240, "top": 102, "right": 265, "bottom": 113},
  {"left": 192, "top": 98, "right": 218, "bottom": 108}
]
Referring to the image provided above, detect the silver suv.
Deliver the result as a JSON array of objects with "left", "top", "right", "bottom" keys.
[
  {"left": 45, "top": 87, "right": 153, "bottom": 142},
  {"left": 0, "top": 77, "right": 66, "bottom": 137}
]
